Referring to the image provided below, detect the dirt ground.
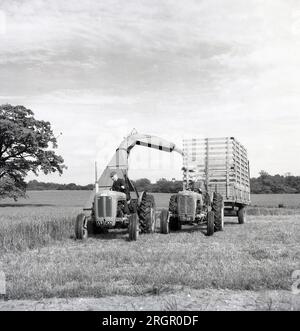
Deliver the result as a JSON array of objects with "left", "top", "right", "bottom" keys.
[{"left": 0, "top": 289, "right": 299, "bottom": 311}]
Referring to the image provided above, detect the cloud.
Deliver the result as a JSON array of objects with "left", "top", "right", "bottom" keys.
[
  {"left": 0, "top": 10, "right": 6, "bottom": 35},
  {"left": 1, "top": 0, "right": 300, "bottom": 183},
  {"left": 31, "top": 89, "right": 139, "bottom": 105}
]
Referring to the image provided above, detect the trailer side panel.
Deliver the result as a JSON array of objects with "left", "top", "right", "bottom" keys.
[{"left": 183, "top": 137, "right": 250, "bottom": 206}]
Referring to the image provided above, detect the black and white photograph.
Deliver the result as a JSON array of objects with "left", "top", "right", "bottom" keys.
[{"left": 0, "top": 0, "right": 299, "bottom": 314}]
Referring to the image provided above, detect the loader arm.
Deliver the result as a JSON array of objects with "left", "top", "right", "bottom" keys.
[{"left": 98, "top": 133, "right": 183, "bottom": 189}]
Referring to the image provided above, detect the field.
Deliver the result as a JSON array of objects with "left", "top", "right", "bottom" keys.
[
  {"left": 251, "top": 194, "right": 300, "bottom": 208},
  {"left": 0, "top": 191, "right": 300, "bottom": 310},
  {"left": 1, "top": 190, "right": 300, "bottom": 208}
]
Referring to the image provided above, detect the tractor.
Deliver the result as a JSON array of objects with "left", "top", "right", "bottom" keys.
[
  {"left": 75, "top": 131, "right": 183, "bottom": 241},
  {"left": 75, "top": 176, "right": 157, "bottom": 241},
  {"left": 160, "top": 184, "right": 224, "bottom": 237}
]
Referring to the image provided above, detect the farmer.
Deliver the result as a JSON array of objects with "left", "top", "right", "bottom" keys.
[
  {"left": 110, "top": 171, "right": 131, "bottom": 214},
  {"left": 110, "top": 171, "right": 126, "bottom": 193}
]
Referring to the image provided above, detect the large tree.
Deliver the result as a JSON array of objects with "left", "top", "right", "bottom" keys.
[{"left": 0, "top": 104, "right": 66, "bottom": 200}]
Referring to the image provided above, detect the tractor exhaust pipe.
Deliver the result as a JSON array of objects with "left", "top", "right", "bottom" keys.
[{"left": 95, "top": 161, "right": 99, "bottom": 193}]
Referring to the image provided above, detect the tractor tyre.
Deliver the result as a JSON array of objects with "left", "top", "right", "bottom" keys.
[
  {"left": 207, "top": 211, "right": 214, "bottom": 236},
  {"left": 160, "top": 209, "right": 170, "bottom": 234},
  {"left": 238, "top": 206, "right": 246, "bottom": 224},
  {"left": 212, "top": 192, "right": 224, "bottom": 231},
  {"left": 138, "top": 193, "right": 156, "bottom": 233},
  {"left": 169, "top": 194, "right": 178, "bottom": 214},
  {"left": 169, "top": 216, "right": 182, "bottom": 231},
  {"left": 129, "top": 213, "right": 139, "bottom": 241},
  {"left": 75, "top": 213, "right": 88, "bottom": 240}
]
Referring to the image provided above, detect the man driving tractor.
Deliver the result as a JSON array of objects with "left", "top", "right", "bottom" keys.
[
  {"left": 110, "top": 171, "right": 131, "bottom": 214},
  {"left": 110, "top": 171, "right": 126, "bottom": 193}
]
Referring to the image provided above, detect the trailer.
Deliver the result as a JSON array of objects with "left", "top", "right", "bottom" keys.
[{"left": 182, "top": 137, "right": 250, "bottom": 224}]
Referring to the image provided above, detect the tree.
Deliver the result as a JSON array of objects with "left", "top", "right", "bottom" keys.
[
  {"left": 133, "top": 178, "right": 151, "bottom": 192},
  {"left": 0, "top": 104, "right": 66, "bottom": 200}
]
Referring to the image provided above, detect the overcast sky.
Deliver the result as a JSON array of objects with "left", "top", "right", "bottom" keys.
[{"left": 0, "top": 0, "right": 300, "bottom": 184}]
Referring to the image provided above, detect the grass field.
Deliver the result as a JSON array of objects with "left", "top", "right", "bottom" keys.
[
  {"left": 0, "top": 191, "right": 299, "bottom": 304},
  {"left": 1, "top": 190, "right": 300, "bottom": 208},
  {"left": 1, "top": 215, "right": 300, "bottom": 301}
]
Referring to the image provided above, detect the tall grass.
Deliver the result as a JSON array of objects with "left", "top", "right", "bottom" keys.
[{"left": 0, "top": 207, "right": 78, "bottom": 253}]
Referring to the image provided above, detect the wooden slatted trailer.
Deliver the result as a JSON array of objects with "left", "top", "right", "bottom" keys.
[{"left": 182, "top": 137, "right": 250, "bottom": 224}]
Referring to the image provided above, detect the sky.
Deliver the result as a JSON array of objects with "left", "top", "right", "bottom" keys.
[{"left": 0, "top": 0, "right": 300, "bottom": 184}]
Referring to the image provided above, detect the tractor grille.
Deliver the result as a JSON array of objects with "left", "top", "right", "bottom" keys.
[
  {"left": 178, "top": 196, "right": 194, "bottom": 216},
  {"left": 97, "top": 196, "right": 112, "bottom": 217}
]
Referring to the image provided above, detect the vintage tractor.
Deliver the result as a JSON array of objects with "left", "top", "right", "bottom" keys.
[
  {"left": 160, "top": 166, "right": 224, "bottom": 236},
  {"left": 75, "top": 131, "right": 183, "bottom": 241},
  {"left": 75, "top": 176, "right": 156, "bottom": 241},
  {"left": 160, "top": 189, "right": 224, "bottom": 236}
]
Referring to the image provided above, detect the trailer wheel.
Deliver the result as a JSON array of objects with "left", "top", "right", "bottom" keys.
[
  {"left": 212, "top": 192, "right": 224, "bottom": 231},
  {"left": 75, "top": 213, "right": 88, "bottom": 240},
  {"left": 160, "top": 209, "right": 169, "bottom": 234},
  {"left": 207, "top": 211, "right": 214, "bottom": 236},
  {"left": 238, "top": 206, "right": 246, "bottom": 224},
  {"left": 129, "top": 213, "right": 139, "bottom": 241},
  {"left": 169, "top": 216, "right": 182, "bottom": 231},
  {"left": 138, "top": 193, "right": 156, "bottom": 233}
]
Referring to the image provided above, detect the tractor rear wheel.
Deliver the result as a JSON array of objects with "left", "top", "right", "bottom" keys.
[
  {"left": 138, "top": 193, "right": 156, "bottom": 233},
  {"left": 169, "top": 194, "right": 178, "bottom": 214},
  {"left": 212, "top": 192, "right": 224, "bottom": 231},
  {"left": 169, "top": 216, "right": 182, "bottom": 231},
  {"left": 128, "top": 213, "right": 139, "bottom": 241},
  {"left": 238, "top": 206, "right": 246, "bottom": 224},
  {"left": 160, "top": 209, "right": 170, "bottom": 234},
  {"left": 207, "top": 211, "right": 214, "bottom": 236},
  {"left": 75, "top": 213, "right": 88, "bottom": 240}
]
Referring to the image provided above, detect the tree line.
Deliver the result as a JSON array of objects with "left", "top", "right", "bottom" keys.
[
  {"left": 26, "top": 178, "right": 183, "bottom": 193},
  {"left": 250, "top": 171, "right": 300, "bottom": 194},
  {"left": 26, "top": 172, "right": 300, "bottom": 194},
  {"left": 27, "top": 180, "right": 94, "bottom": 191}
]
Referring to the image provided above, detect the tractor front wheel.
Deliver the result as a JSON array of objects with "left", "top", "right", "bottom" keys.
[
  {"left": 75, "top": 214, "right": 88, "bottom": 240},
  {"left": 160, "top": 209, "right": 170, "bottom": 234},
  {"left": 129, "top": 213, "right": 139, "bottom": 241},
  {"left": 207, "top": 211, "right": 214, "bottom": 236}
]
